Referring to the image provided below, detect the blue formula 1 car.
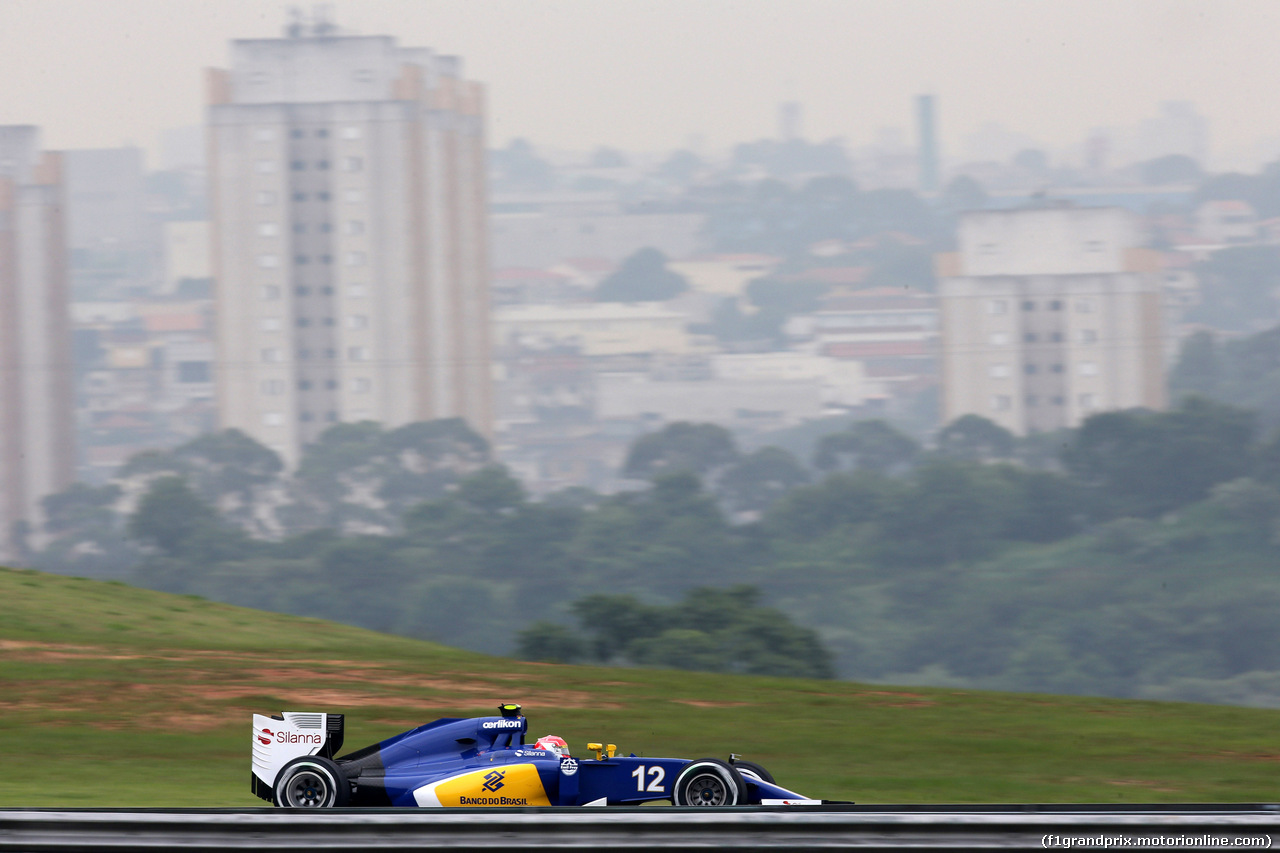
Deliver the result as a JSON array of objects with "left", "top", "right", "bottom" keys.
[{"left": 251, "top": 703, "right": 819, "bottom": 808}]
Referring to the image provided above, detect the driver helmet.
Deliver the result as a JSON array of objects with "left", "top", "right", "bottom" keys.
[{"left": 534, "top": 735, "right": 570, "bottom": 757}]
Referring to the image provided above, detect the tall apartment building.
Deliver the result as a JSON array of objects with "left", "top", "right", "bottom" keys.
[
  {"left": 0, "top": 126, "right": 74, "bottom": 557},
  {"left": 207, "top": 23, "right": 491, "bottom": 466},
  {"left": 938, "top": 207, "right": 1165, "bottom": 435}
]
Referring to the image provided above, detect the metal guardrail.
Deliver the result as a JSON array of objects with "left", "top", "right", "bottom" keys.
[{"left": 1, "top": 805, "right": 1277, "bottom": 851}]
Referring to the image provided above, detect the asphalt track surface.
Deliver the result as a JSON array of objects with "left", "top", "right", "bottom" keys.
[{"left": 2, "top": 804, "right": 1278, "bottom": 851}]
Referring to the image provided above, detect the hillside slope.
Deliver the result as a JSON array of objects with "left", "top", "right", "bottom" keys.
[{"left": 1, "top": 566, "right": 1277, "bottom": 806}]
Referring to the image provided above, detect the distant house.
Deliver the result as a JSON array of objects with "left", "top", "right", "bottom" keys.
[{"left": 1196, "top": 200, "right": 1258, "bottom": 246}]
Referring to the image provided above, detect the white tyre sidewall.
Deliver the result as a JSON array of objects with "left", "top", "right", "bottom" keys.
[
  {"left": 674, "top": 761, "right": 740, "bottom": 806},
  {"left": 275, "top": 760, "right": 338, "bottom": 808}
]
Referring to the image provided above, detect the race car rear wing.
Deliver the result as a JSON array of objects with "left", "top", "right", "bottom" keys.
[{"left": 250, "top": 712, "right": 345, "bottom": 802}]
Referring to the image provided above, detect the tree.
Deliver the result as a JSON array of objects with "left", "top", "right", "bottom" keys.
[
  {"left": 1184, "top": 246, "right": 1280, "bottom": 332},
  {"left": 1061, "top": 397, "right": 1256, "bottom": 518},
  {"left": 936, "top": 415, "right": 1016, "bottom": 462},
  {"left": 515, "top": 622, "right": 586, "bottom": 663},
  {"left": 716, "top": 447, "right": 811, "bottom": 515},
  {"left": 624, "top": 422, "right": 741, "bottom": 481},
  {"left": 126, "top": 476, "right": 226, "bottom": 557},
  {"left": 595, "top": 248, "right": 689, "bottom": 302},
  {"left": 813, "top": 420, "right": 920, "bottom": 474}
]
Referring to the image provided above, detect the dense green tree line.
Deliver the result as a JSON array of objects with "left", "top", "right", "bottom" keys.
[{"left": 27, "top": 386, "right": 1280, "bottom": 700}]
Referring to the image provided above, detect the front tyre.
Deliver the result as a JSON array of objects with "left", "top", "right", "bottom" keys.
[
  {"left": 274, "top": 756, "right": 349, "bottom": 808},
  {"left": 672, "top": 758, "right": 746, "bottom": 806},
  {"left": 731, "top": 759, "right": 775, "bottom": 785}
]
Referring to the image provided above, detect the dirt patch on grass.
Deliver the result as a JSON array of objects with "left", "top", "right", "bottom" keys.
[{"left": 672, "top": 700, "right": 752, "bottom": 708}]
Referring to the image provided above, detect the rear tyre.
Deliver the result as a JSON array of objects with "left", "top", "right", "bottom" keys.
[
  {"left": 731, "top": 759, "right": 775, "bottom": 785},
  {"left": 274, "top": 756, "right": 349, "bottom": 808},
  {"left": 672, "top": 758, "right": 746, "bottom": 806}
]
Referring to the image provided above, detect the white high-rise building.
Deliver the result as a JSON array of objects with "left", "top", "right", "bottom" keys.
[
  {"left": 938, "top": 207, "right": 1165, "bottom": 435},
  {"left": 0, "top": 126, "right": 74, "bottom": 558},
  {"left": 207, "top": 21, "right": 491, "bottom": 465}
]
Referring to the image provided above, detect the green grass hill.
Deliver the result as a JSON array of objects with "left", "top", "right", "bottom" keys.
[{"left": 1, "top": 566, "right": 1277, "bottom": 806}]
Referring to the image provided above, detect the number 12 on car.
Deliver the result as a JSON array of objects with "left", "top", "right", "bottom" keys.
[{"left": 631, "top": 765, "right": 666, "bottom": 793}]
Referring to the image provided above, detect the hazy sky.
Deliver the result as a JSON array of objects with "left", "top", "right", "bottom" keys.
[{"left": 3, "top": 0, "right": 1280, "bottom": 168}]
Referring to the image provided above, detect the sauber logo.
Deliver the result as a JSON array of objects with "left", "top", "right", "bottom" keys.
[
  {"left": 481, "top": 770, "right": 506, "bottom": 792},
  {"left": 257, "top": 728, "right": 273, "bottom": 745},
  {"left": 481, "top": 719, "right": 522, "bottom": 730}
]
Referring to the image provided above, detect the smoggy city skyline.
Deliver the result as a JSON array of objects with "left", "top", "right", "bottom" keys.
[{"left": 4, "top": 0, "right": 1280, "bottom": 169}]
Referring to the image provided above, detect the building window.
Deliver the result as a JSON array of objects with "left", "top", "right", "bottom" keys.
[
  {"left": 317, "top": 191, "right": 331, "bottom": 201},
  {"left": 322, "top": 317, "right": 335, "bottom": 326},
  {"left": 1024, "top": 332, "right": 1038, "bottom": 343},
  {"left": 321, "top": 286, "right": 334, "bottom": 295},
  {"left": 257, "top": 254, "right": 279, "bottom": 268},
  {"left": 347, "top": 315, "right": 370, "bottom": 330},
  {"left": 1079, "top": 393, "right": 1097, "bottom": 411},
  {"left": 259, "top": 317, "right": 281, "bottom": 332},
  {"left": 293, "top": 191, "right": 307, "bottom": 202},
  {"left": 1076, "top": 299, "right": 1095, "bottom": 313},
  {"left": 260, "top": 379, "right": 285, "bottom": 395},
  {"left": 255, "top": 190, "right": 277, "bottom": 206},
  {"left": 296, "top": 317, "right": 310, "bottom": 328},
  {"left": 351, "top": 377, "right": 372, "bottom": 393},
  {"left": 1049, "top": 300, "right": 1063, "bottom": 311},
  {"left": 291, "top": 160, "right": 306, "bottom": 171},
  {"left": 315, "top": 128, "right": 329, "bottom": 138},
  {"left": 1079, "top": 361, "right": 1099, "bottom": 376},
  {"left": 257, "top": 222, "right": 279, "bottom": 237},
  {"left": 342, "top": 126, "right": 362, "bottom": 140},
  {"left": 325, "top": 347, "right": 336, "bottom": 358},
  {"left": 989, "top": 332, "right": 1008, "bottom": 346},
  {"left": 326, "top": 411, "right": 339, "bottom": 422},
  {"left": 348, "top": 346, "right": 370, "bottom": 361},
  {"left": 1024, "top": 363, "right": 1038, "bottom": 375},
  {"left": 1051, "top": 363, "right": 1064, "bottom": 374},
  {"left": 345, "top": 251, "right": 367, "bottom": 267},
  {"left": 320, "top": 222, "right": 332, "bottom": 233},
  {"left": 345, "top": 220, "right": 365, "bottom": 235},
  {"left": 1026, "top": 395, "right": 1038, "bottom": 407},
  {"left": 253, "top": 128, "right": 275, "bottom": 142},
  {"left": 1022, "top": 300, "right": 1036, "bottom": 311},
  {"left": 990, "top": 394, "right": 1011, "bottom": 411},
  {"left": 261, "top": 348, "right": 283, "bottom": 363},
  {"left": 320, "top": 254, "right": 332, "bottom": 264},
  {"left": 979, "top": 242, "right": 998, "bottom": 255},
  {"left": 343, "top": 189, "right": 362, "bottom": 203},
  {"left": 176, "top": 362, "right": 210, "bottom": 383},
  {"left": 298, "top": 349, "right": 311, "bottom": 360},
  {"left": 260, "top": 285, "right": 281, "bottom": 300},
  {"left": 263, "top": 412, "right": 284, "bottom": 426},
  {"left": 325, "top": 379, "right": 338, "bottom": 390},
  {"left": 290, "top": 129, "right": 304, "bottom": 139},
  {"left": 298, "top": 379, "right": 312, "bottom": 391},
  {"left": 1050, "top": 332, "right": 1063, "bottom": 342},
  {"left": 295, "top": 255, "right": 309, "bottom": 265},
  {"left": 295, "top": 285, "right": 311, "bottom": 296},
  {"left": 300, "top": 412, "right": 314, "bottom": 423},
  {"left": 348, "top": 283, "right": 367, "bottom": 297},
  {"left": 316, "top": 160, "right": 330, "bottom": 171},
  {"left": 342, "top": 156, "right": 363, "bottom": 172},
  {"left": 1079, "top": 329, "right": 1098, "bottom": 344},
  {"left": 986, "top": 299, "right": 1008, "bottom": 315},
  {"left": 1086, "top": 240, "right": 1105, "bottom": 252},
  {"left": 255, "top": 159, "right": 277, "bottom": 174},
  {"left": 1052, "top": 395, "right": 1065, "bottom": 406},
  {"left": 293, "top": 223, "right": 306, "bottom": 234},
  {"left": 988, "top": 364, "right": 1010, "bottom": 379}
]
